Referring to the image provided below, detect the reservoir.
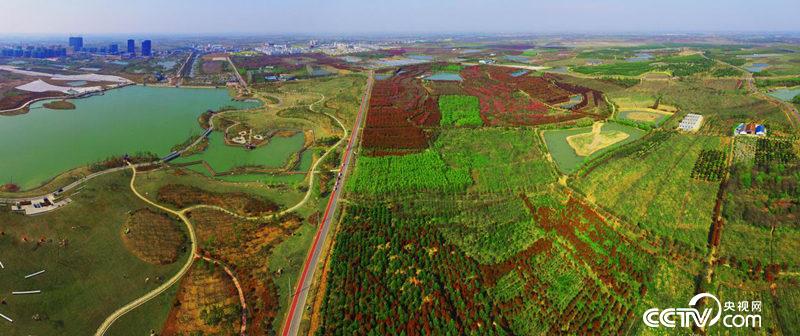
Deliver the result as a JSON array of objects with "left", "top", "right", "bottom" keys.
[{"left": 0, "top": 85, "right": 259, "bottom": 190}]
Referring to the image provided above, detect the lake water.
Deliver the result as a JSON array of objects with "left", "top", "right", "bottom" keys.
[
  {"left": 626, "top": 53, "right": 653, "bottom": 62},
  {"left": 66, "top": 80, "right": 88, "bottom": 87},
  {"left": 0, "top": 85, "right": 259, "bottom": 189},
  {"left": 407, "top": 54, "right": 433, "bottom": 61},
  {"left": 768, "top": 87, "right": 800, "bottom": 101},
  {"left": 511, "top": 70, "right": 529, "bottom": 77},
  {"left": 373, "top": 58, "right": 428, "bottom": 68},
  {"left": 559, "top": 95, "right": 584, "bottom": 109},
  {"left": 547, "top": 67, "right": 569, "bottom": 74},
  {"left": 425, "top": 72, "right": 463, "bottom": 81},
  {"left": 746, "top": 63, "right": 769, "bottom": 73},
  {"left": 174, "top": 132, "right": 305, "bottom": 175},
  {"left": 503, "top": 55, "right": 530, "bottom": 63}
]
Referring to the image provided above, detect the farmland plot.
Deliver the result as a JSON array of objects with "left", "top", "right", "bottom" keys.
[
  {"left": 434, "top": 128, "right": 556, "bottom": 192},
  {"left": 574, "top": 133, "right": 725, "bottom": 251}
]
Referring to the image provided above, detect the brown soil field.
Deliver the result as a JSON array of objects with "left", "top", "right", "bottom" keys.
[
  {"left": 121, "top": 208, "right": 187, "bottom": 264},
  {"left": 157, "top": 184, "right": 279, "bottom": 216},
  {"left": 186, "top": 208, "right": 304, "bottom": 335},
  {"left": 161, "top": 261, "right": 241, "bottom": 336},
  {"left": 202, "top": 60, "right": 224, "bottom": 74}
]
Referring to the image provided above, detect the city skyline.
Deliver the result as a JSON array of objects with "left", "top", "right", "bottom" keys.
[{"left": 1, "top": 0, "right": 799, "bottom": 35}]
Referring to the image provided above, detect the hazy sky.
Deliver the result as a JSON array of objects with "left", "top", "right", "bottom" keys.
[{"left": 1, "top": 0, "right": 798, "bottom": 35}]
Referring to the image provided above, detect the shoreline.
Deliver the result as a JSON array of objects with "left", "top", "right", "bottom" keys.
[
  {"left": 0, "top": 82, "right": 136, "bottom": 114},
  {"left": 0, "top": 82, "right": 249, "bottom": 115}
]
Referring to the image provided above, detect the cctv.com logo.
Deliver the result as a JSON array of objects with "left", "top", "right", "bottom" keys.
[{"left": 643, "top": 293, "right": 762, "bottom": 329}]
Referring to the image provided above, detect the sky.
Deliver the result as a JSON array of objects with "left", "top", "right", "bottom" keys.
[{"left": 0, "top": 0, "right": 798, "bottom": 36}]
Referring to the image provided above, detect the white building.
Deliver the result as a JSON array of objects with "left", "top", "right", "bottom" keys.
[{"left": 678, "top": 113, "right": 703, "bottom": 132}]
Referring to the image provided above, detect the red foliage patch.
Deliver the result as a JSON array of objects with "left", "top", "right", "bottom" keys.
[{"left": 363, "top": 65, "right": 438, "bottom": 154}]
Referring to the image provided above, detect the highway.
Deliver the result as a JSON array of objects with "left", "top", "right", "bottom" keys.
[{"left": 281, "top": 71, "right": 373, "bottom": 336}]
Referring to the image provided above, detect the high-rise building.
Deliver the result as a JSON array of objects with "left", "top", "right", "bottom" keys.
[
  {"left": 141, "top": 40, "right": 152, "bottom": 56},
  {"left": 127, "top": 39, "right": 135, "bottom": 55},
  {"left": 109, "top": 43, "right": 118, "bottom": 54},
  {"left": 68, "top": 36, "right": 83, "bottom": 51}
]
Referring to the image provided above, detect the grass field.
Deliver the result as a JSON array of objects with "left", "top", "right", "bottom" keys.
[
  {"left": 617, "top": 108, "right": 672, "bottom": 125},
  {"left": 439, "top": 95, "right": 482, "bottom": 127},
  {"left": 133, "top": 168, "right": 304, "bottom": 211},
  {"left": 574, "top": 133, "right": 725, "bottom": 251},
  {"left": 434, "top": 128, "right": 556, "bottom": 192},
  {"left": 543, "top": 122, "right": 646, "bottom": 174},
  {"left": 572, "top": 61, "right": 654, "bottom": 76},
  {"left": 0, "top": 172, "right": 186, "bottom": 336}
]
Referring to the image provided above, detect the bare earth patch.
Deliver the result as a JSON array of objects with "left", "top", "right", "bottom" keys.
[
  {"left": 161, "top": 262, "right": 241, "bottom": 336},
  {"left": 157, "top": 184, "right": 279, "bottom": 216},
  {"left": 566, "top": 122, "right": 630, "bottom": 156},
  {"left": 121, "top": 208, "right": 186, "bottom": 264}
]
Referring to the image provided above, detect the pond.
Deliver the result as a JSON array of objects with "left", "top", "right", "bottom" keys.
[
  {"left": 0, "top": 85, "right": 259, "bottom": 190},
  {"left": 65, "top": 80, "right": 88, "bottom": 87},
  {"left": 406, "top": 54, "right": 433, "bottom": 61},
  {"left": 424, "top": 72, "right": 463, "bottom": 81},
  {"left": 626, "top": 53, "right": 653, "bottom": 62},
  {"left": 559, "top": 95, "right": 584, "bottom": 109},
  {"left": 746, "top": 63, "right": 769, "bottom": 73},
  {"left": 503, "top": 55, "right": 530, "bottom": 63},
  {"left": 510, "top": 70, "right": 529, "bottom": 77},
  {"left": 372, "top": 58, "right": 428, "bottom": 68},
  {"left": 768, "top": 87, "right": 800, "bottom": 101},
  {"left": 174, "top": 132, "right": 305, "bottom": 175}
]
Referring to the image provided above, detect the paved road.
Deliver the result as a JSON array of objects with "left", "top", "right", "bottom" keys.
[
  {"left": 0, "top": 162, "right": 154, "bottom": 204},
  {"left": 281, "top": 72, "right": 373, "bottom": 336}
]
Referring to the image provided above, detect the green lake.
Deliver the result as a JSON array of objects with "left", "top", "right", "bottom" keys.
[
  {"left": 768, "top": 87, "right": 800, "bottom": 101},
  {"left": 174, "top": 132, "right": 305, "bottom": 175},
  {"left": 0, "top": 85, "right": 259, "bottom": 190},
  {"left": 543, "top": 123, "right": 646, "bottom": 174}
]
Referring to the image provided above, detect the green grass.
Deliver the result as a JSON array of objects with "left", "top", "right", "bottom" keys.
[
  {"left": 431, "top": 64, "right": 464, "bottom": 73},
  {"left": 0, "top": 171, "right": 186, "bottom": 336},
  {"left": 104, "top": 284, "right": 180, "bottom": 335},
  {"left": 616, "top": 110, "right": 670, "bottom": 127},
  {"left": 439, "top": 95, "right": 482, "bottom": 127},
  {"left": 347, "top": 150, "right": 472, "bottom": 194},
  {"left": 438, "top": 199, "right": 545, "bottom": 264},
  {"left": 574, "top": 134, "right": 724, "bottom": 250},
  {"left": 572, "top": 61, "right": 654, "bottom": 76},
  {"left": 542, "top": 122, "right": 647, "bottom": 174},
  {"left": 134, "top": 168, "right": 304, "bottom": 210},
  {"left": 268, "top": 221, "right": 316, "bottom": 332},
  {"left": 434, "top": 128, "right": 556, "bottom": 192},
  {"left": 492, "top": 271, "right": 525, "bottom": 302},
  {"left": 656, "top": 54, "right": 715, "bottom": 76}
]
